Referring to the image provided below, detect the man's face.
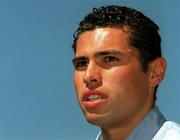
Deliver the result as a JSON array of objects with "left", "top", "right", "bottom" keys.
[{"left": 73, "top": 28, "right": 154, "bottom": 128}]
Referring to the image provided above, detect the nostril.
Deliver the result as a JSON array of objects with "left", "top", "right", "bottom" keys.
[
  {"left": 86, "top": 78, "right": 98, "bottom": 85},
  {"left": 83, "top": 73, "right": 100, "bottom": 84},
  {"left": 83, "top": 74, "right": 102, "bottom": 90}
]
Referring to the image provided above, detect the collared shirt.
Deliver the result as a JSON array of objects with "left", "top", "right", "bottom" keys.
[
  {"left": 95, "top": 107, "right": 180, "bottom": 140},
  {"left": 153, "top": 121, "right": 180, "bottom": 140}
]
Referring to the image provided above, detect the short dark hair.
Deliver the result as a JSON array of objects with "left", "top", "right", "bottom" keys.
[
  {"left": 72, "top": 5, "right": 162, "bottom": 72},
  {"left": 72, "top": 5, "right": 162, "bottom": 102}
]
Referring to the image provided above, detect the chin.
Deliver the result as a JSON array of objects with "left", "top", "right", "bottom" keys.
[
  {"left": 87, "top": 118, "right": 102, "bottom": 126},
  {"left": 84, "top": 112, "right": 104, "bottom": 126}
]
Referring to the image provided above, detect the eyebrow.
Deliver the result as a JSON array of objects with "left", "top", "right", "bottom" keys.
[
  {"left": 72, "top": 49, "right": 123, "bottom": 63},
  {"left": 94, "top": 50, "right": 123, "bottom": 57}
]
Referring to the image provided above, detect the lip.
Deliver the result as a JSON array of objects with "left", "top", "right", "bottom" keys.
[{"left": 82, "top": 90, "right": 107, "bottom": 109}]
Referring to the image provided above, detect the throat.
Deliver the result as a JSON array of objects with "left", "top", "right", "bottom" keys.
[{"left": 101, "top": 123, "right": 134, "bottom": 140}]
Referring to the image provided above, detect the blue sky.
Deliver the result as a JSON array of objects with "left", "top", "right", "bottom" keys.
[{"left": 1, "top": 0, "right": 180, "bottom": 140}]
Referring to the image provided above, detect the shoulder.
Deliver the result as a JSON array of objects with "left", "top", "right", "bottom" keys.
[{"left": 153, "top": 121, "right": 180, "bottom": 140}]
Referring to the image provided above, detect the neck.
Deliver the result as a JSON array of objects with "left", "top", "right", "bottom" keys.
[
  {"left": 101, "top": 125, "right": 131, "bottom": 140},
  {"left": 101, "top": 104, "right": 153, "bottom": 140}
]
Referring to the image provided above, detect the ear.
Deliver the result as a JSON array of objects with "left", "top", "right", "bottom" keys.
[{"left": 149, "top": 57, "right": 167, "bottom": 88}]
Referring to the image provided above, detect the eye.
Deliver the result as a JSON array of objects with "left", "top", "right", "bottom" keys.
[
  {"left": 104, "top": 56, "right": 120, "bottom": 63},
  {"left": 74, "top": 60, "right": 88, "bottom": 71}
]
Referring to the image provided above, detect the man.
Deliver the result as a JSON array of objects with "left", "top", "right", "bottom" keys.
[{"left": 72, "top": 5, "right": 180, "bottom": 140}]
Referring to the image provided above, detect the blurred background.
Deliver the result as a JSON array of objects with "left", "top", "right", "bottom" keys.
[{"left": 0, "top": 0, "right": 180, "bottom": 140}]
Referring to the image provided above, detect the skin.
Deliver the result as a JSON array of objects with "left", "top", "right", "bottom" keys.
[{"left": 73, "top": 27, "right": 166, "bottom": 140}]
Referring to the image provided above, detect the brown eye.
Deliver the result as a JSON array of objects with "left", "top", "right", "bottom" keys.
[
  {"left": 74, "top": 60, "right": 88, "bottom": 71},
  {"left": 104, "top": 56, "right": 120, "bottom": 63}
]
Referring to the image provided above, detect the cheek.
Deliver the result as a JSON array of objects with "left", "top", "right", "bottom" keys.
[
  {"left": 103, "top": 67, "right": 147, "bottom": 100},
  {"left": 74, "top": 72, "right": 85, "bottom": 99},
  {"left": 102, "top": 68, "right": 132, "bottom": 107},
  {"left": 104, "top": 68, "right": 132, "bottom": 88},
  {"left": 74, "top": 72, "right": 83, "bottom": 88},
  {"left": 103, "top": 68, "right": 149, "bottom": 116},
  {"left": 74, "top": 73, "right": 81, "bottom": 95}
]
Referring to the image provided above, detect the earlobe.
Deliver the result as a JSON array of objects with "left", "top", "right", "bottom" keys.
[{"left": 149, "top": 57, "right": 167, "bottom": 88}]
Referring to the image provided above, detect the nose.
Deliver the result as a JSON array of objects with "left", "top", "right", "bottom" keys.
[{"left": 83, "top": 62, "right": 102, "bottom": 90}]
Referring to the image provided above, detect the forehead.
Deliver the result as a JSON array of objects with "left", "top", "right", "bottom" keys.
[{"left": 75, "top": 27, "right": 138, "bottom": 57}]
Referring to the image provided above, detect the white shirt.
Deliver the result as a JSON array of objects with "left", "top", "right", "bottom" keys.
[{"left": 153, "top": 121, "right": 180, "bottom": 140}]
